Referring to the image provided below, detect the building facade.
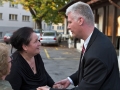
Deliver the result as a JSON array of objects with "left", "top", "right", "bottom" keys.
[
  {"left": 52, "top": 23, "right": 64, "bottom": 33},
  {"left": 0, "top": 2, "right": 34, "bottom": 38},
  {"left": 0, "top": 2, "right": 64, "bottom": 38}
]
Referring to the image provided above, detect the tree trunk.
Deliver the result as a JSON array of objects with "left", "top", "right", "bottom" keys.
[{"left": 36, "top": 19, "right": 42, "bottom": 33}]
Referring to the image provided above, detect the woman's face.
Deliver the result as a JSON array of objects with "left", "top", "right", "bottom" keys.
[{"left": 23, "top": 32, "right": 41, "bottom": 56}]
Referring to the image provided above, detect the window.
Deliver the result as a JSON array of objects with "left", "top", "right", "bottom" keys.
[
  {"left": 57, "top": 26, "right": 63, "bottom": 30},
  {"left": 44, "top": 24, "right": 46, "bottom": 28},
  {"left": 9, "top": 14, "right": 17, "bottom": 21},
  {"left": 52, "top": 26, "right": 54, "bottom": 29},
  {"left": 57, "top": 26, "right": 59, "bottom": 30},
  {"left": 0, "top": 13, "right": 2, "bottom": 20},
  {"left": 43, "top": 32, "right": 55, "bottom": 36},
  {"left": 62, "top": 26, "right": 64, "bottom": 30},
  {"left": 60, "top": 26, "right": 62, "bottom": 30},
  {"left": 22, "top": 15, "right": 30, "bottom": 21},
  {"left": 9, "top": 2, "right": 18, "bottom": 8}
]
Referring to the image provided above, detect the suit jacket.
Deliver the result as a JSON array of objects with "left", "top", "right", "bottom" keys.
[{"left": 51, "top": 28, "right": 120, "bottom": 90}]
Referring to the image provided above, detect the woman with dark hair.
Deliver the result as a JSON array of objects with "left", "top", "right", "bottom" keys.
[
  {"left": 0, "top": 43, "right": 13, "bottom": 90},
  {"left": 5, "top": 27, "right": 55, "bottom": 90}
]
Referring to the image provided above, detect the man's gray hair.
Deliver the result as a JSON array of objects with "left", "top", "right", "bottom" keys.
[{"left": 66, "top": 1, "right": 94, "bottom": 25}]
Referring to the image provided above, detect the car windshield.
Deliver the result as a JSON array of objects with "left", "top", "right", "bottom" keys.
[
  {"left": 5, "top": 33, "right": 12, "bottom": 36},
  {"left": 43, "top": 32, "right": 55, "bottom": 36},
  {"left": 34, "top": 30, "right": 40, "bottom": 33}
]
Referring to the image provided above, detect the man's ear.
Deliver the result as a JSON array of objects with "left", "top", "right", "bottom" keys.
[{"left": 78, "top": 17, "right": 84, "bottom": 25}]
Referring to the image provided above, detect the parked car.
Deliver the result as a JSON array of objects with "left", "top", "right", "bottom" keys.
[
  {"left": 3, "top": 33, "right": 13, "bottom": 44},
  {"left": 40, "top": 31, "right": 61, "bottom": 46}
]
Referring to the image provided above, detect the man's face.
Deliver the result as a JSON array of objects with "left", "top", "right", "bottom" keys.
[{"left": 67, "top": 13, "right": 81, "bottom": 38}]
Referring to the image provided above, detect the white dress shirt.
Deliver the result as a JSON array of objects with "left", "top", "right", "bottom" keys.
[{"left": 68, "top": 32, "right": 93, "bottom": 85}]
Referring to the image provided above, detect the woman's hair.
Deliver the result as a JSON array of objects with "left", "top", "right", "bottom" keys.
[
  {"left": 66, "top": 1, "right": 94, "bottom": 25},
  {"left": 0, "top": 43, "right": 9, "bottom": 79},
  {"left": 10, "top": 27, "right": 34, "bottom": 51}
]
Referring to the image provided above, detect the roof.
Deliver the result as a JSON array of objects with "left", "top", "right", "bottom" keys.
[{"left": 59, "top": 0, "right": 119, "bottom": 12}]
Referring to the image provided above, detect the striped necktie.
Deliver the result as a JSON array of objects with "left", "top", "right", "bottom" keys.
[
  {"left": 80, "top": 45, "right": 85, "bottom": 59},
  {"left": 82, "top": 45, "right": 85, "bottom": 54}
]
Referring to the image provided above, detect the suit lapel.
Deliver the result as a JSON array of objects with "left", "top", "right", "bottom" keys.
[
  {"left": 78, "top": 28, "right": 100, "bottom": 84},
  {"left": 85, "top": 28, "right": 99, "bottom": 53}
]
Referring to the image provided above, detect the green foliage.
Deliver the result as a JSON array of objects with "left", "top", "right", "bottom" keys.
[{"left": 3, "top": 0, "right": 69, "bottom": 25}]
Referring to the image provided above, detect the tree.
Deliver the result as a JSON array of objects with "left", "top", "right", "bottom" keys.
[{"left": 3, "top": 0, "right": 69, "bottom": 32}]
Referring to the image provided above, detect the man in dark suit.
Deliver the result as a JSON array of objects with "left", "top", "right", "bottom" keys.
[{"left": 37, "top": 1, "right": 120, "bottom": 90}]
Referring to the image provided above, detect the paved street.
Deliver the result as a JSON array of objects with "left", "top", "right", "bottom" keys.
[
  {"left": 41, "top": 42, "right": 81, "bottom": 88},
  {"left": 40, "top": 42, "right": 82, "bottom": 88},
  {"left": 40, "top": 44, "right": 80, "bottom": 83},
  {"left": 1, "top": 40, "right": 120, "bottom": 88}
]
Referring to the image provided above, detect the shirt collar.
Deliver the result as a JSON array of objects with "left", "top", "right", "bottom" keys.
[{"left": 83, "top": 32, "right": 93, "bottom": 49}]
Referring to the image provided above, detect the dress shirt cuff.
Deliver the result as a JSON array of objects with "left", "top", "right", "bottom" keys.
[{"left": 67, "top": 77, "right": 74, "bottom": 85}]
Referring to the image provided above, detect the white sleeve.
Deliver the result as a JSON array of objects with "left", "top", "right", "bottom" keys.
[{"left": 67, "top": 77, "right": 74, "bottom": 85}]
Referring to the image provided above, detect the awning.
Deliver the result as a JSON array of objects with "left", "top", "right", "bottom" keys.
[{"left": 59, "top": 0, "right": 119, "bottom": 12}]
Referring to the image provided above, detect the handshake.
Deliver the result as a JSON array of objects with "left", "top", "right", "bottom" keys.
[
  {"left": 37, "top": 78, "right": 70, "bottom": 90},
  {"left": 53, "top": 83, "right": 64, "bottom": 89}
]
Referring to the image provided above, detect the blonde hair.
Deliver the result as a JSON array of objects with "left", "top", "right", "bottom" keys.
[{"left": 0, "top": 43, "right": 9, "bottom": 79}]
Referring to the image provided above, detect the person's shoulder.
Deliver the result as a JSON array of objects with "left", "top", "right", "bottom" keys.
[{"left": 0, "top": 80, "right": 13, "bottom": 90}]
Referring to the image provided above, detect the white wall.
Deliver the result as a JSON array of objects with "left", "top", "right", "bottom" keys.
[
  {"left": 52, "top": 23, "right": 63, "bottom": 33},
  {"left": 41, "top": 21, "right": 53, "bottom": 31},
  {"left": 0, "top": 2, "right": 34, "bottom": 37},
  {"left": 63, "top": 18, "right": 67, "bottom": 34}
]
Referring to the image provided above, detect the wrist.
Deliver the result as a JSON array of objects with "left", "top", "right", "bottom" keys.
[{"left": 67, "top": 77, "right": 73, "bottom": 85}]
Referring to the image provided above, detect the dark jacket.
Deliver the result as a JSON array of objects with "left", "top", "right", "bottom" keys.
[
  {"left": 51, "top": 28, "right": 120, "bottom": 90},
  {"left": 6, "top": 52, "right": 54, "bottom": 90}
]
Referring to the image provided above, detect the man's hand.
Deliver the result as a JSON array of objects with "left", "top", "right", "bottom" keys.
[
  {"left": 54, "top": 78, "right": 70, "bottom": 89},
  {"left": 53, "top": 84, "right": 64, "bottom": 89},
  {"left": 37, "top": 86, "right": 49, "bottom": 90}
]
